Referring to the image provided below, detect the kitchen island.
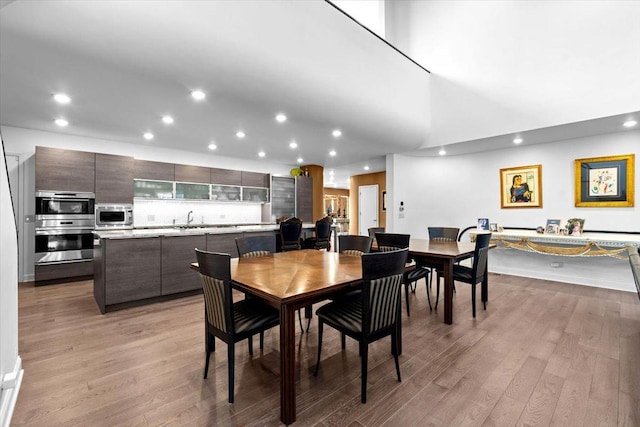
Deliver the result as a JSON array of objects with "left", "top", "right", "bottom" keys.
[{"left": 93, "top": 223, "right": 317, "bottom": 313}]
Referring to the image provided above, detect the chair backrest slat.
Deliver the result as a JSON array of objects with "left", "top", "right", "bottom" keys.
[
  {"left": 361, "top": 248, "right": 408, "bottom": 334},
  {"left": 195, "top": 249, "right": 234, "bottom": 334}
]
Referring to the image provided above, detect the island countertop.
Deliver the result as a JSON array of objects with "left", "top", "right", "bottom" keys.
[{"left": 94, "top": 223, "right": 317, "bottom": 239}]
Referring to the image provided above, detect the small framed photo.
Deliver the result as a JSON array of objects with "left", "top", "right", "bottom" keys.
[
  {"left": 489, "top": 223, "right": 498, "bottom": 232},
  {"left": 545, "top": 219, "right": 561, "bottom": 234},
  {"left": 566, "top": 218, "right": 585, "bottom": 236},
  {"left": 477, "top": 218, "right": 489, "bottom": 231},
  {"left": 574, "top": 154, "right": 634, "bottom": 207},
  {"left": 500, "top": 164, "right": 543, "bottom": 209}
]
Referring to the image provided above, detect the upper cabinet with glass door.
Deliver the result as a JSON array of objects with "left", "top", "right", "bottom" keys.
[
  {"left": 175, "top": 182, "right": 210, "bottom": 200},
  {"left": 134, "top": 180, "right": 174, "bottom": 199},
  {"left": 242, "top": 187, "right": 269, "bottom": 202},
  {"left": 211, "top": 184, "right": 241, "bottom": 201}
]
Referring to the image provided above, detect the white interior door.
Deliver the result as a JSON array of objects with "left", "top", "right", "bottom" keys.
[{"left": 358, "top": 184, "right": 378, "bottom": 236}]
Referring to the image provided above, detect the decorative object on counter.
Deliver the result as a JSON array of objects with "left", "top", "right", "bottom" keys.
[
  {"left": 290, "top": 167, "right": 303, "bottom": 177},
  {"left": 477, "top": 218, "right": 489, "bottom": 231},
  {"left": 499, "top": 164, "right": 542, "bottom": 209},
  {"left": 545, "top": 219, "right": 561, "bottom": 234},
  {"left": 566, "top": 218, "right": 585, "bottom": 236},
  {"left": 489, "top": 223, "right": 498, "bottom": 232},
  {"left": 574, "top": 153, "right": 634, "bottom": 207},
  {"left": 536, "top": 226, "right": 545, "bottom": 234}
]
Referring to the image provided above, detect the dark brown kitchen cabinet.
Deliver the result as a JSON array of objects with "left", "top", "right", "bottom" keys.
[
  {"left": 175, "top": 164, "right": 210, "bottom": 184},
  {"left": 35, "top": 146, "right": 95, "bottom": 192},
  {"left": 133, "top": 159, "right": 175, "bottom": 181},
  {"left": 296, "top": 176, "right": 313, "bottom": 223},
  {"left": 206, "top": 232, "right": 242, "bottom": 258},
  {"left": 100, "top": 237, "right": 161, "bottom": 308},
  {"left": 210, "top": 167, "right": 242, "bottom": 186},
  {"left": 95, "top": 153, "right": 134, "bottom": 204},
  {"left": 241, "top": 171, "right": 270, "bottom": 188},
  {"left": 161, "top": 235, "right": 206, "bottom": 295}
]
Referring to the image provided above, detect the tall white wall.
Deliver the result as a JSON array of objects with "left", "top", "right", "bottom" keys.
[
  {"left": 388, "top": 129, "right": 640, "bottom": 291},
  {"left": 1, "top": 125, "right": 294, "bottom": 281},
  {"left": 386, "top": 1, "right": 640, "bottom": 147},
  {"left": 0, "top": 133, "right": 22, "bottom": 427}
]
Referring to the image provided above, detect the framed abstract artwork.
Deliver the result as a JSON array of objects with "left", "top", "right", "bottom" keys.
[
  {"left": 500, "top": 164, "right": 542, "bottom": 209},
  {"left": 574, "top": 154, "right": 634, "bottom": 207}
]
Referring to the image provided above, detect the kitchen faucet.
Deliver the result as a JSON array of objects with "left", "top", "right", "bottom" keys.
[{"left": 187, "top": 210, "right": 194, "bottom": 226}]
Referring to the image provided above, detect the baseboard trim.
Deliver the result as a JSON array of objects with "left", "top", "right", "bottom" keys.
[{"left": 0, "top": 356, "right": 23, "bottom": 427}]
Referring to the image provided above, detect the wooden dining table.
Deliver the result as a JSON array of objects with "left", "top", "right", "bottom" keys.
[
  {"left": 194, "top": 249, "right": 364, "bottom": 425},
  {"left": 408, "top": 238, "right": 494, "bottom": 325}
]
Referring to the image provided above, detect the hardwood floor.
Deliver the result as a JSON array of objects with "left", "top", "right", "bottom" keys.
[{"left": 13, "top": 273, "right": 640, "bottom": 426}]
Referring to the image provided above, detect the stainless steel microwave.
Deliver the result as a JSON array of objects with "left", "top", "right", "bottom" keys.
[{"left": 95, "top": 204, "right": 133, "bottom": 230}]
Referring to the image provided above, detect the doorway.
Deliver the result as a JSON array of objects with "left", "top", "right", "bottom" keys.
[{"left": 358, "top": 184, "right": 378, "bottom": 236}]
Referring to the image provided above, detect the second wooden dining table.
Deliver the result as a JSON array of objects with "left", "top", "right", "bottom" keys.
[{"left": 407, "top": 237, "right": 491, "bottom": 325}]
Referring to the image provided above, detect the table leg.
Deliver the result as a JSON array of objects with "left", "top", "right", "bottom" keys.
[
  {"left": 443, "top": 260, "right": 454, "bottom": 325},
  {"left": 280, "top": 303, "right": 296, "bottom": 424}
]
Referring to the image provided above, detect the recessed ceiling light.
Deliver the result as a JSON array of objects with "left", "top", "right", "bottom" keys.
[
  {"left": 289, "top": 141, "right": 298, "bottom": 149},
  {"left": 623, "top": 119, "right": 637, "bottom": 128},
  {"left": 438, "top": 149, "right": 446, "bottom": 156},
  {"left": 258, "top": 151, "right": 266, "bottom": 158},
  {"left": 191, "top": 90, "right": 206, "bottom": 100},
  {"left": 53, "top": 93, "right": 71, "bottom": 104},
  {"left": 297, "top": 157, "right": 304, "bottom": 163},
  {"left": 513, "top": 137, "right": 523, "bottom": 144},
  {"left": 275, "top": 113, "right": 287, "bottom": 123},
  {"left": 162, "top": 115, "right": 174, "bottom": 124},
  {"left": 208, "top": 143, "right": 217, "bottom": 150},
  {"left": 364, "top": 165, "right": 370, "bottom": 171},
  {"left": 332, "top": 129, "right": 342, "bottom": 138},
  {"left": 143, "top": 132, "right": 154, "bottom": 140},
  {"left": 329, "top": 150, "right": 337, "bottom": 156},
  {"left": 236, "top": 131, "right": 246, "bottom": 139},
  {"left": 54, "top": 118, "right": 68, "bottom": 127}
]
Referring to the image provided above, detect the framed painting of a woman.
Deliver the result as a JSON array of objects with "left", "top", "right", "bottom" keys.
[{"left": 500, "top": 164, "right": 543, "bottom": 209}]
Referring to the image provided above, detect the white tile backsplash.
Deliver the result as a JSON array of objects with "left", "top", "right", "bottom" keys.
[{"left": 134, "top": 199, "right": 263, "bottom": 227}]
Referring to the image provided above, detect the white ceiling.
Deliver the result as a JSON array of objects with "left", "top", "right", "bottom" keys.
[
  {"left": 0, "top": 0, "right": 430, "bottom": 188},
  {"left": 1, "top": 1, "right": 637, "bottom": 190}
]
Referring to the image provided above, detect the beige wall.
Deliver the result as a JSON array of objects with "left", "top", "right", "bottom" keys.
[{"left": 349, "top": 171, "right": 386, "bottom": 235}]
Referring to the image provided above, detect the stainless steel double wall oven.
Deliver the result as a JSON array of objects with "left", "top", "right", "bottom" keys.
[{"left": 35, "top": 191, "right": 95, "bottom": 265}]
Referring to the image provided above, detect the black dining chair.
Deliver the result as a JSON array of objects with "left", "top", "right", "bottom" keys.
[
  {"left": 339, "top": 234, "right": 373, "bottom": 256},
  {"left": 368, "top": 227, "right": 385, "bottom": 241},
  {"left": 435, "top": 232, "right": 492, "bottom": 317},
  {"left": 235, "top": 234, "right": 276, "bottom": 258},
  {"left": 279, "top": 217, "right": 303, "bottom": 251},
  {"left": 314, "top": 248, "right": 408, "bottom": 403},
  {"left": 427, "top": 227, "right": 460, "bottom": 291},
  {"left": 375, "top": 232, "right": 431, "bottom": 315},
  {"left": 303, "top": 216, "right": 332, "bottom": 251},
  {"left": 195, "top": 249, "right": 279, "bottom": 403}
]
